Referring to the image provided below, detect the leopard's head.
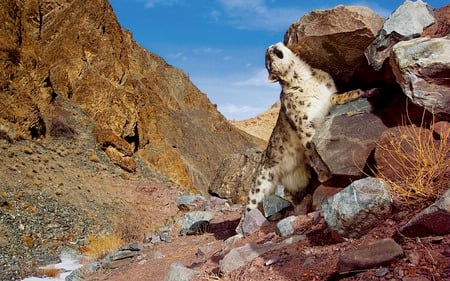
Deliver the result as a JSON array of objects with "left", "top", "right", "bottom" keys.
[{"left": 265, "top": 42, "right": 298, "bottom": 83}]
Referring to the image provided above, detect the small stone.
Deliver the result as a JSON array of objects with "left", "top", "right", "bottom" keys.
[
  {"left": 264, "top": 255, "right": 280, "bottom": 266},
  {"left": 275, "top": 215, "right": 297, "bottom": 237},
  {"left": 239, "top": 209, "right": 270, "bottom": 235},
  {"left": 197, "top": 245, "right": 214, "bottom": 256},
  {"left": 159, "top": 227, "right": 172, "bottom": 243},
  {"left": 375, "top": 267, "right": 389, "bottom": 277},
  {"left": 24, "top": 147, "right": 33, "bottom": 154},
  {"left": 153, "top": 251, "right": 165, "bottom": 259}
]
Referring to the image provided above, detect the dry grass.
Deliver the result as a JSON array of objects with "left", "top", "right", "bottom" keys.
[
  {"left": 36, "top": 267, "right": 60, "bottom": 278},
  {"left": 80, "top": 234, "right": 123, "bottom": 261},
  {"left": 375, "top": 113, "right": 449, "bottom": 207}
]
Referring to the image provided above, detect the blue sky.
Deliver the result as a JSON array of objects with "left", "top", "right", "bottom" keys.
[{"left": 109, "top": 0, "right": 448, "bottom": 120}]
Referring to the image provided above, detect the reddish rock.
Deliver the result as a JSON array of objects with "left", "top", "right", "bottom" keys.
[
  {"left": 337, "top": 238, "right": 404, "bottom": 272},
  {"left": 422, "top": 4, "right": 450, "bottom": 37},
  {"left": 401, "top": 189, "right": 450, "bottom": 237}
]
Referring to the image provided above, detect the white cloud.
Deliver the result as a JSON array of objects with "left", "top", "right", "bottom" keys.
[
  {"left": 193, "top": 47, "right": 223, "bottom": 55},
  {"left": 143, "top": 0, "right": 182, "bottom": 8},
  {"left": 168, "top": 52, "right": 188, "bottom": 61},
  {"left": 190, "top": 68, "right": 279, "bottom": 120},
  {"left": 235, "top": 68, "right": 278, "bottom": 87},
  {"left": 216, "top": 0, "right": 305, "bottom": 31},
  {"left": 219, "top": 103, "right": 265, "bottom": 115}
]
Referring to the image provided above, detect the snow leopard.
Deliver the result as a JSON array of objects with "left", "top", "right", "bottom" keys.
[{"left": 246, "top": 42, "right": 370, "bottom": 212}]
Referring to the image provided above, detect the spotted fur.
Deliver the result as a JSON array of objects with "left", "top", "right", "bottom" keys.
[{"left": 246, "top": 42, "right": 364, "bottom": 212}]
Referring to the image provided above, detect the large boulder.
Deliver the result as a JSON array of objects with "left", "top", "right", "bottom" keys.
[
  {"left": 322, "top": 177, "right": 393, "bottom": 238},
  {"left": 365, "top": 0, "right": 435, "bottom": 71},
  {"left": 390, "top": 36, "right": 450, "bottom": 120},
  {"left": 284, "top": 5, "right": 385, "bottom": 90},
  {"left": 312, "top": 98, "right": 387, "bottom": 182}
]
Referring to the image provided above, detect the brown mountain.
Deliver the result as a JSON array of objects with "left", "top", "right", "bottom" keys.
[
  {"left": 0, "top": 0, "right": 261, "bottom": 193},
  {"left": 230, "top": 101, "right": 280, "bottom": 142}
]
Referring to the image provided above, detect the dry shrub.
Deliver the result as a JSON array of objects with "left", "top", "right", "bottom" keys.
[
  {"left": 36, "top": 267, "right": 60, "bottom": 278},
  {"left": 79, "top": 234, "right": 123, "bottom": 261},
  {"left": 116, "top": 221, "right": 144, "bottom": 243},
  {"left": 376, "top": 114, "right": 449, "bottom": 207}
]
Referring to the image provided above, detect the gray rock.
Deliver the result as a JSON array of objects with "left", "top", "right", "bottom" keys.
[
  {"left": 237, "top": 208, "right": 270, "bottom": 235},
  {"left": 401, "top": 188, "right": 450, "bottom": 237},
  {"left": 262, "top": 194, "right": 292, "bottom": 218},
  {"left": 337, "top": 238, "right": 404, "bottom": 272},
  {"left": 180, "top": 211, "right": 214, "bottom": 235},
  {"left": 175, "top": 194, "right": 207, "bottom": 211},
  {"left": 312, "top": 99, "right": 387, "bottom": 182},
  {"left": 322, "top": 177, "right": 393, "bottom": 238},
  {"left": 101, "top": 249, "right": 137, "bottom": 269},
  {"left": 390, "top": 37, "right": 450, "bottom": 120},
  {"left": 275, "top": 215, "right": 297, "bottom": 237},
  {"left": 164, "top": 261, "right": 199, "bottom": 281},
  {"left": 365, "top": 0, "right": 435, "bottom": 71},
  {"left": 159, "top": 226, "right": 172, "bottom": 242}
]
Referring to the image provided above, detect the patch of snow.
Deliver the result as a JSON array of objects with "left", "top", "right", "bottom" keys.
[{"left": 22, "top": 254, "right": 83, "bottom": 281}]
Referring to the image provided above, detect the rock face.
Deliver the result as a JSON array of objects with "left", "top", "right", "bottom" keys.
[
  {"left": 365, "top": 0, "right": 435, "bottom": 71},
  {"left": 284, "top": 5, "right": 385, "bottom": 90},
  {"left": 390, "top": 37, "right": 450, "bottom": 119},
  {"left": 0, "top": 0, "right": 258, "bottom": 193}
]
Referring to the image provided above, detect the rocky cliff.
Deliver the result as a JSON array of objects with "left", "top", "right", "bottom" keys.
[{"left": 0, "top": 0, "right": 261, "bottom": 193}]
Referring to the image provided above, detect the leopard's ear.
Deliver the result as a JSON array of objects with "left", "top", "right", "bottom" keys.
[{"left": 268, "top": 73, "right": 278, "bottom": 82}]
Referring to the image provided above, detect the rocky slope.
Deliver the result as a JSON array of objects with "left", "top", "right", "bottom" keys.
[
  {"left": 0, "top": 0, "right": 261, "bottom": 194},
  {"left": 0, "top": 0, "right": 262, "bottom": 279}
]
